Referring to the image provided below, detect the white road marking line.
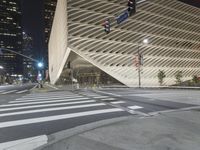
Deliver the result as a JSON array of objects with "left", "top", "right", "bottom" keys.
[
  {"left": 128, "top": 106, "right": 143, "bottom": 110},
  {"left": 0, "top": 100, "right": 96, "bottom": 112},
  {"left": 0, "top": 103, "right": 106, "bottom": 117},
  {"left": 0, "top": 90, "right": 5, "bottom": 93},
  {"left": 0, "top": 108, "right": 124, "bottom": 128},
  {"left": 95, "top": 90, "right": 121, "bottom": 97},
  {"left": 111, "top": 101, "right": 125, "bottom": 104},
  {"left": 101, "top": 98, "right": 116, "bottom": 101},
  {"left": 21, "top": 94, "right": 80, "bottom": 99},
  {"left": 1, "top": 90, "right": 17, "bottom": 94},
  {"left": 93, "top": 96, "right": 109, "bottom": 99},
  {"left": 86, "top": 94, "right": 100, "bottom": 96},
  {"left": 23, "top": 92, "right": 76, "bottom": 95},
  {"left": 0, "top": 135, "right": 47, "bottom": 150},
  {"left": 15, "top": 96, "right": 83, "bottom": 101},
  {"left": 16, "top": 89, "right": 29, "bottom": 94},
  {"left": 3, "top": 98, "right": 90, "bottom": 107},
  {"left": 24, "top": 92, "right": 75, "bottom": 96}
]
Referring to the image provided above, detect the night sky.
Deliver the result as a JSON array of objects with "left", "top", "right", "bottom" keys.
[
  {"left": 19, "top": 0, "right": 200, "bottom": 61},
  {"left": 179, "top": 0, "right": 200, "bottom": 8},
  {"left": 20, "top": 0, "right": 45, "bottom": 60}
]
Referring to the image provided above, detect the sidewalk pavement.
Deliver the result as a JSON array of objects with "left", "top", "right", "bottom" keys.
[{"left": 37, "top": 109, "right": 200, "bottom": 150}]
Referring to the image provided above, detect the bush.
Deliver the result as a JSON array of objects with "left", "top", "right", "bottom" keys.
[
  {"left": 175, "top": 71, "right": 183, "bottom": 85},
  {"left": 192, "top": 75, "right": 199, "bottom": 85},
  {"left": 157, "top": 70, "right": 166, "bottom": 86}
]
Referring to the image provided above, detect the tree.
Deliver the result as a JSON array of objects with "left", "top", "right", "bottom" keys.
[
  {"left": 192, "top": 75, "right": 199, "bottom": 85},
  {"left": 175, "top": 71, "right": 183, "bottom": 84},
  {"left": 157, "top": 70, "right": 166, "bottom": 86}
]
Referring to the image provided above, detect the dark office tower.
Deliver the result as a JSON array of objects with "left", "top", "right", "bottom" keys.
[
  {"left": 44, "top": 0, "right": 57, "bottom": 65},
  {"left": 0, "top": 0, "right": 23, "bottom": 75},
  {"left": 22, "top": 32, "right": 36, "bottom": 80}
]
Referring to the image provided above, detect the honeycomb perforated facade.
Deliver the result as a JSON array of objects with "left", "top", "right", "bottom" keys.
[{"left": 49, "top": 0, "right": 200, "bottom": 87}]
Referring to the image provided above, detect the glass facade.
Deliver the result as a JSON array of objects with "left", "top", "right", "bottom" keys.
[
  {"left": 0, "top": 0, "right": 23, "bottom": 74},
  {"left": 44, "top": 0, "right": 57, "bottom": 65}
]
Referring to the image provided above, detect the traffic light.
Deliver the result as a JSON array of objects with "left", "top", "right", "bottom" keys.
[
  {"left": 103, "top": 19, "right": 111, "bottom": 34},
  {"left": 127, "top": 0, "right": 136, "bottom": 16}
]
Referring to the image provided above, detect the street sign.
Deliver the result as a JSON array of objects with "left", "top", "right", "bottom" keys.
[{"left": 116, "top": 10, "right": 129, "bottom": 24}]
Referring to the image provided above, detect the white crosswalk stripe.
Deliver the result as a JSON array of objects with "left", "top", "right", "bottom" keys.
[
  {"left": 0, "top": 89, "right": 30, "bottom": 95},
  {"left": 2, "top": 97, "right": 90, "bottom": 107},
  {"left": 0, "top": 100, "right": 96, "bottom": 112},
  {"left": 23, "top": 92, "right": 75, "bottom": 97},
  {"left": 111, "top": 101, "right": 126, "bottom": 104},
  {"left": 128, "top": 106, "right": 143, "bottom": 110},
  {"left": 0, "top": 103, "right": 106, "bottom": 117},
  {"left": 0, "top": 108, "right": 124, "bottom": 129},
  {"left": 15, "top": 95, "right": 83, "bottom": 101},
  {"left": 93, "top": 96, "right": 109, "bottom": 99},
  {"left": 22, "top": 93, "right": 76, "bottom": 98},
  {"left": 1, "top": 90, "right": 17, "bottom": 94},
  {"left": 10, "top": 96, "right": 84, "bottom": 103},
  {"left": 15, "top": 89, "right": 29, "bottom": 94},
  {"left": 101, "top": 98, "right": 116, "bottom": 101}
]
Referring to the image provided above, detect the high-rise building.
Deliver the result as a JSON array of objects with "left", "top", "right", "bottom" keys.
[
  {"left": 0, "top": 0, "right": 23, "bottom": 75},
  {"left": 44, "top": 0, "right": 57, "bottom": 65},
  {"left": 22, "top": 32, "right": 37, "bottom": 80}
]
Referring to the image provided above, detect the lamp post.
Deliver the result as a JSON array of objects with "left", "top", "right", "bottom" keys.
[
  {"left": 0, "top": 66, "right": 4, "bottom": 84},
  {"left": 137, "top": 38, "right": 149, "bottom": 88},
  {"left": 0, "top": 48, "right": 44, "bottom": 85}
]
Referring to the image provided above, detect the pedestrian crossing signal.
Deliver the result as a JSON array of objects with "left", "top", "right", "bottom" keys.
[
  {"left": 103, "top": 19, "right": 111, "bottom": 34},
  {"left": 127, "top": 0, "right": 136, "bottom": 16}
]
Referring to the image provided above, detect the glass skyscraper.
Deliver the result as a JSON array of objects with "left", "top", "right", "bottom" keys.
[
  {"left": 44, "top": 0, "right": 57, "bottom": 66},
  {"left": 0, "top": 0, "right": 23, "bottom": 75}
]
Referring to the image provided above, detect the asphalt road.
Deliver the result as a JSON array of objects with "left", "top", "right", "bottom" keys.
[
  {"left": 0, "top": 83, "right": 36, "bottom": 105},
  {"left": 0, "top": 88, "right": 199, "bottom": 145}
]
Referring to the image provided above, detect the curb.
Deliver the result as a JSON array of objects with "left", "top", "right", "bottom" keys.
[
  {"left": 44, "top": 84, "right": 59, "bottom": 90},
  {"left": 0, "top": 135, "right": 48, "bottom": 150},
  {"left": 35, "top": 116, "right": 131, "bottom": 150}
]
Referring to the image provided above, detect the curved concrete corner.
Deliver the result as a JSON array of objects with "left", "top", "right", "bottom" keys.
[{"left": 48, "top": 0, "right": 70, "bottom": 85}]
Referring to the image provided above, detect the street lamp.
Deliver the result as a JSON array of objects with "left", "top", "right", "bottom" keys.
[
  {"left": 143, "top": 39, "right": 149, "bottom": 44},
  {"left": 37, "top": 62, "right": 44, "bottom": 69},
  {"left": 137, "top": 38, "right": 149, "bottom": 88},
  {"left": 0, "top": 47, "right": 45, "bottom": 86}
]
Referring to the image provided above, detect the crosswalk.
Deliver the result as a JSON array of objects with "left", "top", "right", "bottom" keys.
[
  {"left": 0, "top": 89, "right": 30, "bottom": 95},
  {"left": 0, "top": 91, "right": 144, "bottom": 144}
]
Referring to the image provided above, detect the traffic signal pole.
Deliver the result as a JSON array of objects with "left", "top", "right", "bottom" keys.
[
  {"left": 0, "top": 47, "right": 44, "bottom": 88},
  {"left": 137, "top": 45, "right": 142, "bottom": 88},
  {"left": 0, "top": 48, "right": 39, "bottom": 63}
]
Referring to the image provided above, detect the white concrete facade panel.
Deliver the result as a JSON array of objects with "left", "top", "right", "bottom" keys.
[
  {"left": 48, "top": 0, "right": 70, "bottom": 84},
  {"left": 49, "top": 0, "right": 200, "bottom": 86}
]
